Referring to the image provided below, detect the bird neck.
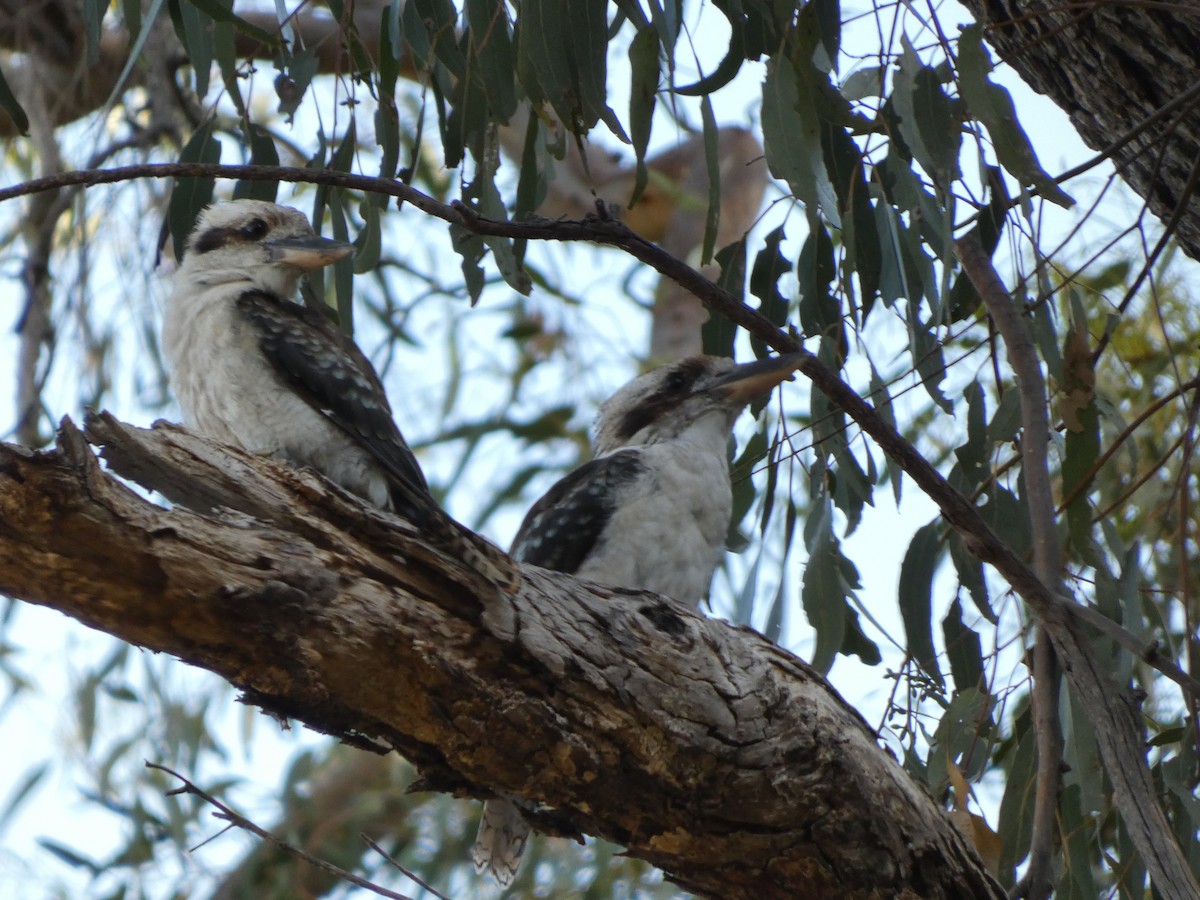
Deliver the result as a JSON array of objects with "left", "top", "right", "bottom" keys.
[{"left": 176, "top": 261, "right": 301, "bottom": 300}]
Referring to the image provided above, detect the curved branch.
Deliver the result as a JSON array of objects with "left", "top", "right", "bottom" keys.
[{"left": 0, "top": 415, "right": 1003, "bottom": 900}]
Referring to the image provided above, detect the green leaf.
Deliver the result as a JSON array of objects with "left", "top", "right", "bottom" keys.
[
  {"left": 867, "top": 364, "right": 903, "bottom": 502},
  {"left": 274, "top": 47, "right": 319, "bottom": 121},
  {"left": 353, "top": 201, "right": 383, "bottom": 274},
  {"left": 951, "top": 381, "right": 988, "bottom": 490},
  {"left": 233, "top": 125, "right": 279, "bottom": 201},
  {"left": 183, "top": 0, "right": 278, "bottom": 44},
  {"left": 906, "top": 302, "right": 953, "bottom": 413},
  {"left": 517, "top": 0, "right": 612, "bottom": 135},
  {"left": 798, "top": 218, "right": 842, "bottom": 356},
  {"left": 813, "top": 0, "right": 840, "bottom": 71},
  {"left": 168, "top": 120, "right": 222, "bottom": 262},
  {"left": 676, "top": 0, "right": 746, "bottom": 95},
  {"left": 704, "top": 241, "right": 745, "bottom": 358},
  {"left": 1060, "top": 295, "right": 1100, "bottom": 557},
  {"left": 1057, "top": 785, "right": 1099, "bottom": 899},
  {"left": 762, "top": 57, "right": 838, "bottom": 220},
  {"left": 627, "top": 25, "right": 659, "bottom": 205},
  {"left": 748, "top": 225, "right": 789, "bottom": 359},
  {"left": 0, "top": 62, "right": 29, "bottom": 136},
  {"left": 997, "top": 712, "right": 1037, "bottom": 877},
  {"left": 83, "top": 0, "right": 107, "bottom": 66},
  {"left": 942, "top": 597, "right": 984, "bottom": 693},
  {"left": 957, "top": 25, "right": 1074, "bottom": 209},
  {"left": 893, "top": 38, "right": 962, "bottom": 190},
  {"left": 898, "top": 521, "right": 943, "bottom": 685},
  {"left": 466, "top": 0, "right": 519, "bottom": 121},
  {"left": 169, "top": 0, "right": 214, "bottom": 99},
  {"left": 326, "top": 195, "right": 355, "bottom": 335},
  {"left": 949, "top": 531, "right": 995, "bottom": 623},
  {"left": 38, "top": 839, "right": 102, "bottom": 873},
  {"left": 699, "top": 95, "right": 721, "bottom": 265},
  {"left": 0, "top": 762, "right": 49, "bottom": 837}
]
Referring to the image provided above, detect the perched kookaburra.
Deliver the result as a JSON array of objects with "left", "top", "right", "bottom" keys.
[
  {"left": 473, "top": 352, "right": 805, "bottom": 887},
  {"left": 162, "top": 199, "right": 432, "bottom": 522}
]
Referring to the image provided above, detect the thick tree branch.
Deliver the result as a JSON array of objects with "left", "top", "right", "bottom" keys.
[{"left": 0, "top": 414, "right": 1003, "bottom": 900}]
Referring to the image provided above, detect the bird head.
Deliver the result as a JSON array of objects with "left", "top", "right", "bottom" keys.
[
  {"left": 178, "top": 200, "right": 353, "bottom": 298},
  {"left": 593, "top": 353, "right": 804, "bottom": 454}
]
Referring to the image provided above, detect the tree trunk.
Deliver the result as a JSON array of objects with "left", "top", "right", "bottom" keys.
[
  {"left": 0, "top": 413, "right": 1003, "bottom": 900},
  {"left": 960, "top": 0, "right": 1200, "bottom": 259}
]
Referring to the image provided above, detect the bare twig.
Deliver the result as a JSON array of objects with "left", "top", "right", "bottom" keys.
[
  {"left": 146, "top": 763, "right": 418, "bottom": 900},
  {"left": 956, "top": 232, "right": 1062, "bottom": 900},
  {"left": 362, "top": 833, "right": 452, "bottom": 900}
]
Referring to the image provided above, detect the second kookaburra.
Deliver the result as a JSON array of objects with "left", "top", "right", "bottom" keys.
[
  {"left": 162, "top": 199, "right": 439, "bottom": 526},
  {"left": 473, "top": 351, "right": 804, "bottom": 887}
]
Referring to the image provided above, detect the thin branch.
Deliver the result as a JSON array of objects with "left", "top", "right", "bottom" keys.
[
  {"left": 147, "top": 763, "right": 418, "bottom": 900},
  {"left": 956, "top": 232, "right": 1061, "bottom": 900},
  {"left": 362, "top": 834, "right": 452, "bottom": 900}
]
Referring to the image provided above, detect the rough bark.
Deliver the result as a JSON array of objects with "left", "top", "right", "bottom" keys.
[
  {"left": 0, "top": 413, "right": 1003, "bottom": 900},
  {"left": 960, "top": 0, "right": 1200, "bottom": 260}
]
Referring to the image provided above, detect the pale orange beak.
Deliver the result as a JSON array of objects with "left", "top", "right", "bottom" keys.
[
  {"left": 264, "top": 235, "right": 354, "bottom": 271},
  {"left": 711, "top": 352, "right": 805, "bottom": 404}
]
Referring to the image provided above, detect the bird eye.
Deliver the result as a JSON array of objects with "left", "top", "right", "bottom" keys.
[
  {"left": 664, "top": 370, "right": 691, "bottom": 393},
  {"left": 240, "top": 218, "right": 269, "bottom": 240}
]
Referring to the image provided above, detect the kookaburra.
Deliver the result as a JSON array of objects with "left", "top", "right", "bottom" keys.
[
  {"left": 162, "top": 199, "right": 432, "bottom": 522},
  {"left": 473, "top": 351, "right": 804, "bottom": 887}
]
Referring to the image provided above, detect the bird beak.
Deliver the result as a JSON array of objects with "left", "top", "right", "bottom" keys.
[
  {"left": 264, "top": 235, "right": 355, "bottom": 271},
  {"left": 711, "top": 352, "right": 805, "bottom": 404}
]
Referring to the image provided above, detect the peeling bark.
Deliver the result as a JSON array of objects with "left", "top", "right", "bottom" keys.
[{"left": 0, "top": 414, "right": 1003, "bottom": 899}]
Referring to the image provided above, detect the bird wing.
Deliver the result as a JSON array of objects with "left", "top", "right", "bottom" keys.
[
  {"left": 235, "top": 290, "right": 431, "bottom": 505},
  {"left": 511, "top": 449, "right": 645, "bottom": 573}
]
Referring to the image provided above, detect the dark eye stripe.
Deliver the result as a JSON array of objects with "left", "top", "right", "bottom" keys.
[
  {"left": 190, "top": 219, "right": 274, "bottom": 256},
  {"left": 613, "top": 357, "right": 709, "bottom": 442}
]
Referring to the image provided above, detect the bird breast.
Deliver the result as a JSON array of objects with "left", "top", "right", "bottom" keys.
[
  {"left": 576, "top": 440, "right": 732, "bottom": 605},
  {"left": 162, "top": 281, "right": 393, "bottom": 510}
]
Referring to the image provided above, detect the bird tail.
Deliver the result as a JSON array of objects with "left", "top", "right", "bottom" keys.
[
  {"left": 473, "top": 799, "right": 532, "bottom": 888},
  {"left": 434, "top": 513, "right": 522, "bottom": 594}
]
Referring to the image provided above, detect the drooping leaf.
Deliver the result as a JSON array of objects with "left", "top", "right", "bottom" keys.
[
  {"left": 169, "top": 0, "right": 214, "bottom": 98},
  {"left": 1060, "top": 294, "right": 1100, "bottom": 558},
  {"left": 184, "top": 0, "right": 277, "bottom": 44},
  {"left": 747, "top": 225, "right": 789, "bottom": 359},
  {"left": 950, "top": 531, "right": 995, "bottom": 623},
  {"left": 704, "top": 241, "right": 745, "bottom": 358},
  {"left": 957, "top": 25, "right": 1074, "bottom": 209},
  {"left": 168, "top": 120, "right": 222, "bottom": 262},
  {"left": 83, "top": 0, "right": 107, "bottom": 65},
  {"left": 232, "top": 124, "right": 279, "bottom": 201},
  {"left": 893, "top": 37, "right": 963, "bottom": 191},
  {"left": 517, "top": 0, "right": 614, "bottom": 136},
  {"left": 676, "top": 0, "right": 746, "bottom": 95},
  {"left": 627, "top": 25, "right": 659, "bottom": 204},
  {"left": 466, "top": 0, "right": 519, "bottom": 121},
  {"left": 942, "top": 597, "right": 984, "bottom": 693},
  {"left": 0, "top": 63, "right": 29, "bottom": 136},
  {"left": 898, "top": 521, "right": 944, "bottom": 685},
  {"left": 699, "top": 94, "right": 721, "bottom": 265},
  {"left": 762, "top": 57, "right": 839, "bottom": 222}
]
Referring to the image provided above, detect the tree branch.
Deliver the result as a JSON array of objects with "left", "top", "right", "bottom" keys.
[
  {"left": 956, "top": 232, "right": 1062, "bottom": 900},
  {"left": 0, "top": 414, "right": 1003, "bottom": 900}
]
